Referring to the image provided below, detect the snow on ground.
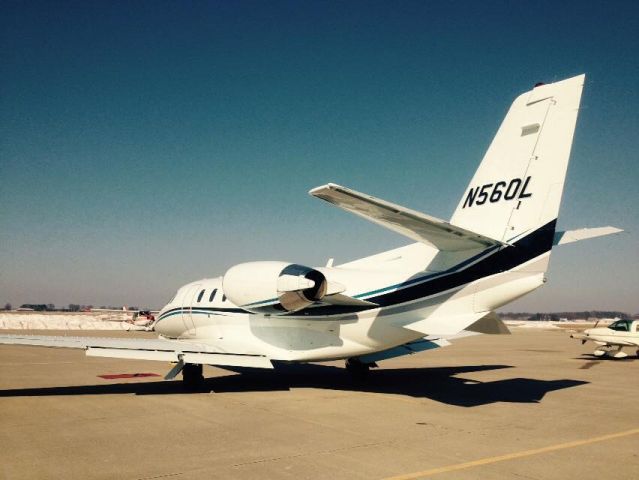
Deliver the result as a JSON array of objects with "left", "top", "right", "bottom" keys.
[
  {"left": 0, "top": 312, "right": 145, "bottom": 330},
  {"left": 1, "top": 313, "right": 611, "bottom": 332},
  {"left": 503, "top": 319, "right": 612, "bottom": 330},
  {"left": 504, "top": 320, "right": 562, "bottom": 330}
]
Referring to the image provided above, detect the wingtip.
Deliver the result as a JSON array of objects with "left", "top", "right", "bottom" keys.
[
  {"left": 601, "top": 226, "right": 625, "bottom": 235},
  {"left": 309, "top": 183, "right": 341, "bottom": 196},
  {"left": 308, "top": 185, "right": 327, "bottom": 196}
]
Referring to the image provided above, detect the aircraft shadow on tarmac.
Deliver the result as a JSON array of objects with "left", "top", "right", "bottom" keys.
[{"left": 0, "top": 363, "right": 588, "bottom": 407}]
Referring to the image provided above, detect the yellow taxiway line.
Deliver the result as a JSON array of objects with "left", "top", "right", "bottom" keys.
[{"left": 384, "top": 427, "right": 639, "bottom": 480}]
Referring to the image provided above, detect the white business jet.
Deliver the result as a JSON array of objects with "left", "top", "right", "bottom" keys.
[
  {"left": 0, "top": 74, "right": 623, "bottom": 387},
  {"left": 571, "top": 319, "right": 639, "bottom": 358}
]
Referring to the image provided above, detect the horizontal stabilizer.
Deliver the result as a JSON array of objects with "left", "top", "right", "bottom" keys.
[
  {"left": 309, "top": 183, "right": 508, "bottom": 252},
  {"left": 553, "top": 226, "right": 623, "bottom": 246}
]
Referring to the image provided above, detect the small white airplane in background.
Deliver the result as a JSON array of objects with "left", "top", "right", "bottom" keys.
[
  {"left": 0, "top": 74, "right": 623, "bottom": 387},
  {"left": 571, "top": 319, "right": 639, "bottom": 358},
  {"left": 90, "top": 307, "right": 157, "bottom": 328}
]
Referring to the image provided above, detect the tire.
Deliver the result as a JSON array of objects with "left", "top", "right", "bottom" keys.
[{"left": 182, "top": 363, "right": 204, "bottom": 390}]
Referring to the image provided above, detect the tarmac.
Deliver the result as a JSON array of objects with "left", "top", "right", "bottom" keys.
[{"left": 0, "top": 328, "right": 637, "bottom": 480}]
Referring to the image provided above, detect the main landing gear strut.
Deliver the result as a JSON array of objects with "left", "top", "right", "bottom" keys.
[
  {"left": 345, "top": 358, "right": 377, "bottom": 379},
  {"left": 182, "top": 363, "right": 204, "bottom": 389}
]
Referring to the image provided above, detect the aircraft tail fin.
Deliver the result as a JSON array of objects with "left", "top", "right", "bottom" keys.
[{"left": 450, "top": 75, "right": 585, "bottom": 243}]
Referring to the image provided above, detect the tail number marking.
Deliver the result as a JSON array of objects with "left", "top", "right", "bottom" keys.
[{"left": 463, "top": 176, "right": 532, "bottom": 208}]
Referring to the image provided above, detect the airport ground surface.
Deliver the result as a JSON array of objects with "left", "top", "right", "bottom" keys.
[{"left": 1, "top": 328, "right": 637, "bottom": 480}]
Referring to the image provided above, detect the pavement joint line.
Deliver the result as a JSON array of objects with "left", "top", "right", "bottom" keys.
[
  {"left": 382, "top": 427, "right": 639, "bottom": 480},
  {"left": 136, "top": 472, "right": 183, "bottom": 480},
  {"left": 233, "top": 440, "right": 392, "bottom": 467}
]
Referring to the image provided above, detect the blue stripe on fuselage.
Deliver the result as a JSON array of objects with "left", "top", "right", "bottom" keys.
[{"left": 155, "top": 219, "right": 556, "bottom": 322}]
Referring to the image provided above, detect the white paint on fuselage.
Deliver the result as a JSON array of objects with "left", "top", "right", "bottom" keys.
[
  {"left": 583, "top": 328, "right": 639, "bottom": 347},
  {"left": 154, "top": 251, "right": 548, "bottom": 362}
]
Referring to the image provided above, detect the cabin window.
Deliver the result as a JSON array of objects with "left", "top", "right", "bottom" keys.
[
  {"left": 222, "top": 294, "right": 227, "bottom": 302},
  {"left": 196, "top": 289, "right": 205, "bottom": 303},
  {"left": 610, "top": 320, "right": 630, "bottom": 332},
  {"left": 209, "top": 289, "right": 217, "bottom": 302}
]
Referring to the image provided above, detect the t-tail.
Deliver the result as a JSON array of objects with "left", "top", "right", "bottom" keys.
[
  {"left": 444, "top": 74, "right": 621, "bottom": 291},
  {"left": 311, "top": 73, "right": 620, "bottom": 282},
  {"left": 450, "top": 75, "right": 585, "bottom": 248}
]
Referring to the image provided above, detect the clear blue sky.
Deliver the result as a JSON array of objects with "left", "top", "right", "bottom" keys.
[{"left": 1, "top": 0, "right": 638, "bottom": 312}]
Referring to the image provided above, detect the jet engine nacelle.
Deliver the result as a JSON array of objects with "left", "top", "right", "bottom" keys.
[{"left": 222, "top": 261, "right": 327, "bottom": 314}]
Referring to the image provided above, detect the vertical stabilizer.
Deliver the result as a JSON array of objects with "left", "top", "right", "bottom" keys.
[{"left": 450, "top": 75, "right": 585, "bottom": 242}]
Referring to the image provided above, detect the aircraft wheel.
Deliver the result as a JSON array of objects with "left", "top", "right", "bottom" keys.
[
  {"left": 182, "top": 363, "right": 204, "bottom": 389},
  {"left": 345, "top": 358, "right": 373, "bottom": 380}
]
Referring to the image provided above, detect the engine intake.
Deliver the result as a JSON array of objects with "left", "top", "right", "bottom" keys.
[{"left": 222, "top": 261, "right": 327, "bottom": 314}]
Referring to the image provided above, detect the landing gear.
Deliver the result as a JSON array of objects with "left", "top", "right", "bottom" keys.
[
  {"left": 593, "top": 346, "right": 629, "bottom": 359},
  {"left": 182, "top": 363, "right": 204, "bottom": 389},
  {"left": 610, "top": 349, "right": 628, "bottom": 359},
  {"left": 345, "top": 358, "right": 376, "bottom": 380}
]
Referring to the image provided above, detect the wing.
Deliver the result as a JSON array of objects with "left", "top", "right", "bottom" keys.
[
  {"left": 0, "top": 334, "right": 273, "bottom": 369},
  {"left": 309, "top": 183, "right": 508, "bottom": 252}
]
